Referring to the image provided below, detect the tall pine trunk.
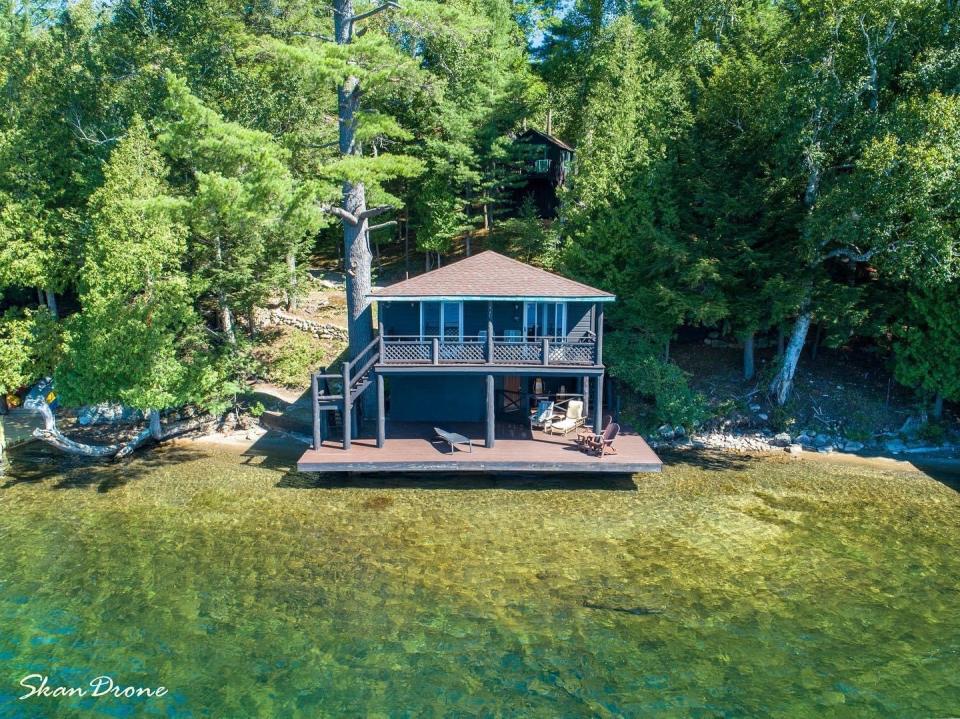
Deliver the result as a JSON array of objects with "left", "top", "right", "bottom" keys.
[
  {"left": 286, "top": 250, "right": 298, "bottom": 310},
  {"left": 335, "top": 0, "right": 373, "bottom": 363},
  {"left": 932, "top": 392, "right": 944, "bottom": 420},
  {"left": 742, "top": 332, "right": 755, "bottom": 381},
  {"left": 45, "top": 289, "right": 58, "bottom": 319}
]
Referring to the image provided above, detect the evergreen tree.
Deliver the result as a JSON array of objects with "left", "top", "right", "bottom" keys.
[{"left": 56, "top": 118, "right": 224, "bottom": 449}]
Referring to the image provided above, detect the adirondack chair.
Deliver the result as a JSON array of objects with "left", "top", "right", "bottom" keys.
[
  {"left": 581, "top": 422, "right": 620, "bottom": 457},
  {"left": 576, "top": 415, "right": 612, "bottom": 448},
  {"left": 546, "top": 399, "right": 585, "bottom": 436},
  {"left": 530, "top": 400, "right": 555, "bottom": 431}
]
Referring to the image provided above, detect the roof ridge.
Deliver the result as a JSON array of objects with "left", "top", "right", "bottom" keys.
[{"left": 370, "top": 250, "right": 614, "bottom": 299}]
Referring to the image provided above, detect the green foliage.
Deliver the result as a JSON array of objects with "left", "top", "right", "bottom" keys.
[
  {"left": 496, "top": 196, "right": 558, "bottom": 267},
  {"left": 258, "top": 328, "right": 338, "bottom": 390},
  {"left": 605, "top": 333, "right": 707, "bottom": 431},
  {"left": 56, "top": 119, "right": 226, "bottom": 412},
  {"left": 893, "top": 283, "right": 960, "bottom": 405},
  {"left": 0, "top": 307, "right": 60, "bottom": 395}
]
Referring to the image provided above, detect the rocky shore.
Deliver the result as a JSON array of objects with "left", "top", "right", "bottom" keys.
[{"left": 649, "top": 423, "right": 959, "bottom": 459}]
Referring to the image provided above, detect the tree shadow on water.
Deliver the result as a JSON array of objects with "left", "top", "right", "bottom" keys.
[
  {"left": 2, "top": 442, "right": 208, "bottom": 493},
  {"left": 277, "top": 471, "right": 640, "bottom": 491},
  {"left": 656, "top": 448, "right": 755, "bottom": 473},
  {"left": 912, "top": 460, "right": 960, "bottom": 493}
]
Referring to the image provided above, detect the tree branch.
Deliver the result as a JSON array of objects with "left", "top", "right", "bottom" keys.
[
  {"left": 322, "top": 206, "right": 360, "bottom": 225},
  {"left": 350, "top": 2, "right": 400, "bottom": 23},
  {"left": 368, "top": 220, "right": 397, "bottom": 233},
  {"left": 823, "top": 246, "right": 885, "bottom": 263},
  {"left": 358, "top": 205, "right": 393, "bottom": 221}
]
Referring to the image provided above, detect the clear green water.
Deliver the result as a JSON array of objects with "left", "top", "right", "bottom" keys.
[{"left": 1, "top": 444, "right": 959, "bottom": 718}]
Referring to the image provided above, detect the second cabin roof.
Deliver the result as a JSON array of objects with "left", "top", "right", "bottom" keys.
[{"left": 369, "top": 251, "right": 615, "bottom": 303}]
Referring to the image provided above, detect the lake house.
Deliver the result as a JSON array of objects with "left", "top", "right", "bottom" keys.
[
  {"left": 297, "top": 251, "right": 662, "bottom": 473},
  {"left": 512, "top": 129, "right": 574, "bottom": 219}
]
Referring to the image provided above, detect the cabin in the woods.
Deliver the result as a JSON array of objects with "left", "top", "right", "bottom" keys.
[
  {"left": 511, "top": 129, "right": 574, "bottom": 219},
  {"left": 297, "top": 252, "right": 662, "bottom": 473}
]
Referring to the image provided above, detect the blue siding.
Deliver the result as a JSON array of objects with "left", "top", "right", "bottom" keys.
[
  {"left": 566, "top": 302, "right": 593, "bottom": 341},
  {"left": 388, "top": 375, "right": 485, "bottom": 422}
]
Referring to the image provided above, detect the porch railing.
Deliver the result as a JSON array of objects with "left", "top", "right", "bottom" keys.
[{"left": 380, "top": 335, "right": 597, "bottom": 367}]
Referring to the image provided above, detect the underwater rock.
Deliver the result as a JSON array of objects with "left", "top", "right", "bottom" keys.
[{"left": 582, "top": 601, "right": 663, "bottom": 616}]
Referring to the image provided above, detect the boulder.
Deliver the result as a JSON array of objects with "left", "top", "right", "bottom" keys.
[
  {"left": 841, "top": 440, "right": 864, "bottom": 453},
  {"left": 787, "top": 443, "right": 803, "bottom": 455},
  {"left": 657, "top": 424, "right": 675, "bottom": 440},
  {"left": 885, "top": 439, "right": 907, "bottom": 454},
  {"left": 771, "top": 432, "right": 792, "bottom": 447}
]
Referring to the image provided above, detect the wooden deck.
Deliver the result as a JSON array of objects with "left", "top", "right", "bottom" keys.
[{"left": 297, "top": 421, "right": 662, "bottom": 474}]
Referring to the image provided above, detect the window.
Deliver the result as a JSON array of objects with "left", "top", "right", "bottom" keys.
[
  {"left": 442, "top": 301, "right": 462, "bottom": 341},
  {"left": 524, "top": 302, "right": 566, "bottom": 341},
  {"left": 420, "top": 301, "right": 462, "bottom": 341}
]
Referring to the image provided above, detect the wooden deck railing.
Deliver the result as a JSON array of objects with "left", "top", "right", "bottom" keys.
[{"left": 380, "top": 335, "right": 597, "bottom": 367}]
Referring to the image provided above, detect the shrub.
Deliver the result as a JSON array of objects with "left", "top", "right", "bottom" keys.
[
  {"left": 605, "top": 332, "right": 708, "bottom": 432},
  {"left": 259, "top": 328, "right": 338, "bottom": 390}
]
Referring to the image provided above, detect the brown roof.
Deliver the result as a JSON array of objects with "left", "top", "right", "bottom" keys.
[
  {"left": 369, "top": 251, "right": 614, "bottom": 301},
  {"left": 519, "top": 128, "right": 575, "bottom": 153}
]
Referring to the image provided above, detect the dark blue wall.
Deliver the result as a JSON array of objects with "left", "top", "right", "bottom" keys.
[{"left": 388, "top": 375, "right": 486, "bottom": 422}]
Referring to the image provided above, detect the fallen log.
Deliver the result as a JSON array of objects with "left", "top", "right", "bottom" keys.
[{"left": 25, "top": 400, "right": 178, "bottom": 460}]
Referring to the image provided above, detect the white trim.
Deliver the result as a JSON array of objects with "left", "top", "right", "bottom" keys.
[{"left": 371, "top": 294, "right": 615, "bottom": 303}]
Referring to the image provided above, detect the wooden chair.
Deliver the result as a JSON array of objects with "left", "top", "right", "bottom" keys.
[
  {"left": 546, "top": 400, "right": 585, "bottom": 436},
  {"left": 581, "top": 422, "right": 620, "bottom": 457},
  {"left": 576, "top": 415, "right": 612, "bottom": 448},
  {"left": 530, "top": 400, "right": 555, "bottom": 431}
]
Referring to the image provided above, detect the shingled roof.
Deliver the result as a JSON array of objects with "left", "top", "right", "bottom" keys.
[{"left": 369, "top": 251, "right": 615, "bottom": 302}]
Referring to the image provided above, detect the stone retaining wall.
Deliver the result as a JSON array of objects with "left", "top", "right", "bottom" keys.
[{"left": 264, "top": 310, "right": 348, "bottom": 342}]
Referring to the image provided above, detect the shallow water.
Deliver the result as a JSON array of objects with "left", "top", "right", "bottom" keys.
[{"left": 1, "top": 443, "right": 959, "bottom": 718}]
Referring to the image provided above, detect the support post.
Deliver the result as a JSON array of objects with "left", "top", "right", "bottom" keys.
[
  {"left": 596, "top": 305, "right": 604, "bottom": 366},
  {"left": 432, "top": 337, "right": 439, "bottom": 365},
  {"left": 376, "top": 373, "right": 385, "bottom": 448},
  {"left": 342, "top": 362, "right": 352, "bottom": 450},
  {"left": 486, "top": 374, "right": 495, "bottom": 448},
  {"left": 378, "top": 332, "right": 385, "bottom": 361},
  {"left": 583, "top": 375, "right": 590, "bottom": 419},
  {"left": 594, "top": 372, "right": 604, "bottom": 434},
  {"left": 542, "top": 337, "right": 550, "bottom": 366},
  {"left": 311, "top": 373, "right": 321, "bottom": 450},
  {"left": 487, "top": 301, "right": 494, "bottom": 364}
]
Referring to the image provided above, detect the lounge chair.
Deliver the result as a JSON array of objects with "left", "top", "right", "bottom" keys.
[
  {"left": 581, "top": 422, "right": 620, "bottom": 457},
  {"left": 546, "top": 400, "right": 585, "bottom": 436},
  {"left": 530, "top": 400, "right": 555, "bottom": 431},
  {"left": 433, "top": 427, "right": 473, "bottom": 453},
  {"left": 576, "top": 415, "right": 612, "bottom": 448}
]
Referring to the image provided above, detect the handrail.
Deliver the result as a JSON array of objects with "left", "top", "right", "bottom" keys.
[{"left": 346, "top": 335, "right": 381, "bottom": 373}]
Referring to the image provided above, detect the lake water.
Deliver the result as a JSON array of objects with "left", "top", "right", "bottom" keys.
[{"left": 1, "top": 442, "right": 959, "bottom": 717}]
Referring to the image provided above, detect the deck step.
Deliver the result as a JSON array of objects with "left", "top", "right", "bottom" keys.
[{"left": 349, "top": 378, "right": 372, "bottom": 403}]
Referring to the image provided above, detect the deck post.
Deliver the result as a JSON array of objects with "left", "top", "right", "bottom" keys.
[
  {"left": 376, "top": 373, "right": 385, "bottom": 448},
  {"left": 378, "top": 332, "right": 385, "bottom": 361},
  {"left": 342, "top": 362, "right": 352, "bottom": 450},
  {"left": 596, "top": 305, "right": 604, "bottom": 366},
  {"left": 486, "top": 373, "right": 495, "bottom": 448},
  {"left": 594, "top": 372, "right": 604, "bottom": 433},
  {"left": 432, "top": 337, "right": 439, "bottom": 365},
  {"left": 542, "top": 337, "right": 549, "bottom": 366},
  {"left": 311, "top": 372, "right": 321, "bottom": 450},
  {"left": 486, "top": 301, "right": 494, "bottom": 364},
  {"left": 582, "top": 375, "right": 590, "bottom": 419}
]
